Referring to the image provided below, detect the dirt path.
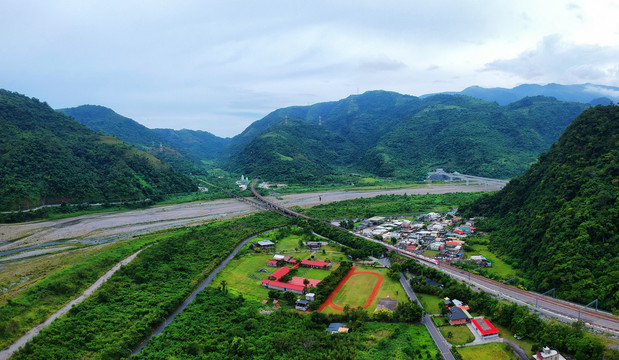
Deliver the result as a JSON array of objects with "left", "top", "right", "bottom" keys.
[{"left": 0, "top": 248, "right": 145, "bottom": 360}]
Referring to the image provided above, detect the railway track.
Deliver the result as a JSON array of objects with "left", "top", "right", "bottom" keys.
[{"left": 249, "top": 180, "right": 619, "bottom": 333}]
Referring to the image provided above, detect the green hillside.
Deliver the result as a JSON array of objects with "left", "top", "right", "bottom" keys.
[
  {"left": 0, "top": 90, "right": 196, "bottom": 210},
  {"left": 226, "top": 118, "right": 356, "bottom": 182},
  {"left": 462, "top": 105, "right": 619, "bottom": 311},
  {"left": 58, "top": 105, "right": 229, "bottom": 173},
  {"left": 226, "top": 91, "right": 588, "bottom": 182}
]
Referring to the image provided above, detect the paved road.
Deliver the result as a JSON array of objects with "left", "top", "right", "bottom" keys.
[
  {"left": 131, "top": 230, "right": 272, "bottom": 355},
  {"left": 0, "top": 249, "right": 145, "bottom": 360},
  {"left": 400, "top": 274, "right": 456, "bottom": 360}
]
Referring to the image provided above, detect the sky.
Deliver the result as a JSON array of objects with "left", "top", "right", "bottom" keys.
[{"left": 1, "top": 1, "right": 619, "bottom": 137}]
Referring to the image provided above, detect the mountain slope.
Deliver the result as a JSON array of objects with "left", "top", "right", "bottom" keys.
[
  {"left": 227, "top": 118, "right": 357, "bottom": 182},
  {"left": 0, "top": 90, "right": 195, "bottom": 210},
  {"left": 226, "top": 91, "right": 588, "bottom": 182},
  {"left": 58, "top": 105, "right": 230, "bottom": 172},
  {"left": 463, "top": 105, "right": 619, "bottom": 311}
]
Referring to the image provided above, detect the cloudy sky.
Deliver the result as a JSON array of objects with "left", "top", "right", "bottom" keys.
[{"left": 1, "top": 1, "right": 618, "bottom": 137}]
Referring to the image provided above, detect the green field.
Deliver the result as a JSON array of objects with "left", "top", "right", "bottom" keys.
[
  {"left": 417, "top": 293, "right": 443, "bottom": 314},
  {"left": 431, "top": 316, "right": 450, "bottom": 327},
  {"left": 458, "top": 343, "right": 518, "bottom": 360},
  {"left": 424, "top": 249, "right": 440, "bottom": 258},
  {"left": 357, "top": 322, "right": 440, "bottom": 359},
  {"left": 300, "top": 268, "right": 332, "bottom": 280},
  {"left": 466, "top": 244, "right": 519, "bottom": 278},
  {"left": 440, "top": 325, "right": 475, "bottom": 345},
  {"left": 321, "top": 266, "right": 408, "bottom": 315},
  {"left": 209, "top": 253, "right": 274, "bottom": 300},
  {"left": 494, "top": 323, "right": 535, "bottom": 357},
  {"left": 331, "top": 272, "right": 380, "bottom": 309}
]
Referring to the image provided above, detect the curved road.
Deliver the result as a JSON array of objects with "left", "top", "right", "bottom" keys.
[{"left": 131, "top": 229, "right": 274, "bottom": 355}]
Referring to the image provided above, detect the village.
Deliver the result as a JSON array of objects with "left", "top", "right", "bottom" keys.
[{"left": 211, "top": 213, "right": 565, "bottom": 360}]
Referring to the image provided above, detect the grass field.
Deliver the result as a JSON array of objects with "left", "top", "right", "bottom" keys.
[
  {"left": 424, "top": 249, "right": 440, "bottom": 258},
  {"left": 321, "top": 266, "right": 408, "bottom": 314},
  {"left": 300, "top": 268, "right": 332, "bottom": 280},
  {"left": 417, "top": 293, "right": 443, "bottom": 314},
  {"left": 440, "top": 325, "right": 475, "bottom": 345},
  {"left": 330, "top": 272, "right": 381, "bottom": 309},
  {"left": 458, "top": 343, "right": 518, "bottom": 360},
  {"left": 432, "top": 316, "right": 450, "bottom": 327},
  {"left": 494, "top": 323, "right": 535, "bottom": 357},
  {"left": 466, "top": 244, "right": 519, "bottom": 278},
  {"left": 357, "top": 322, "right": 440, "bottom": 359}
]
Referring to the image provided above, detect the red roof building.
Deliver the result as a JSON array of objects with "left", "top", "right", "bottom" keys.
[
  {"left": 267, "top": 260, "right": 279, "bottom": 267},
  {"left": 471, "top": 318, "right": 499, "bottom": 338},
  {"left": 270, "top": 266, "right": 290, "bottom": 280},
  {"left": 300, "top": 260, "right": 331, "bottom": 269},
  {"left": 261, "top": 279, "right": 305, "bottom": 294}
]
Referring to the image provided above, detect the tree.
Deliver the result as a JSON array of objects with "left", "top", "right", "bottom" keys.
[
  {"left": 282, "top": 291, "right": 296, "bottom": 305},
  {"left": 220, "top": 280, "right": 227, "bottom": 293}
]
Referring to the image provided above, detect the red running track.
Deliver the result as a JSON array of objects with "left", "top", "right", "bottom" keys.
[{"left": 318, "top": 264, "right": 385, "bottom": 312}]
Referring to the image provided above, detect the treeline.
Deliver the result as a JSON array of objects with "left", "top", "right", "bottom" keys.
[
  {"left": 303, "top": 192, "right": 484, "bottom": 220},
  {"left": 306, "top": 219, "right": 385, "bottom": 259},
  {"left": 461, "top": 105, "right": 619, "bottom": 312},
  {"left": 11, "top": 212, "right": 287, "bottom": 359},
  {"left": 132, "top": 288, "right": 438, "bottom": 360},
  {"left": 403, "top": 260, "right": 610, "bottom": 360},
  {"left": 310, "top": 261, "right": 353, "bottom": 310}
]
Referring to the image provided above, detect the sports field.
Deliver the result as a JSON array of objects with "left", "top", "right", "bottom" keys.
[{"left": 320, "top": 265, "right": 408, "bottom": 314}]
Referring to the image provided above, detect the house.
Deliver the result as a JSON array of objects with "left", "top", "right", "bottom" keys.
[
  {"left": 283, "top": 256, "right": 296, "bottom": 264},
  {"left": 252, "top": 240, "right": 275, "bottom": 250},
  {"left": 429, "top": 242, "right": 444, "bottom": 251},
  {"left": 267, "top": 260, "right": 279, "bottom": 267},
  {"left": 471, "top": 317, "right": 499, "bottom": 338},
  {"left": 295, "top": 299, "right": 311, "bottom": 311},
  {"left": 326, "top": 323, "right": 349, "bottom": 334},
  {"left": 452, "top": 299, "right": 470, "bottom": 311},
  {"left": 367, "top": 216, "right": 386, "bottom": 225},
  {"left": 448, "top": 306, "right": 468, "bottom": 325},
  {"left": 533, "top": 347, "right": 564, "bottom": 360},
  {"left": 305, "top": 293, "right": 315, "bottom": 301},
  {"left": 261, "top": 279, "right": 305, "bottom": 294},
  {"left": 305, "top": 241, "right": 322, "bottom": 250}
]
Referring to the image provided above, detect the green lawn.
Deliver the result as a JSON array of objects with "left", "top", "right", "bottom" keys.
[
  {"left": 300, "top": 268, "right": 332, "bottom": 280},
  {"left": 417, "top": 293, "right": 443, "bottom": 314},
  {"left": 331, "top": 272, "right": 380, "bottom": 309},
  {"left": 466, "top": 244, "right": 519, "bottom": 278},
  {"left": 494, "top": 323, "right": 535, "bottom": 357},
  {"left": 209, "top": 253, "right": 275, "bottom": 301},
  {"left": 321, "top": 266, "right": 408, "bottom": 315},
  {"left": 431, "top": 315, "right": 450, "bottom": 327},
  {"left": 424, "top": 249, "right": 440, "bottom": 258},
  {"left": 357, "top": 322, "right": 440, "bottom": 359},
  {"left": 458, "top": 343, "right": 518, "bottom": 360},
  {"left": 440, "top": 325, "right": 475, "bottom": 345}
]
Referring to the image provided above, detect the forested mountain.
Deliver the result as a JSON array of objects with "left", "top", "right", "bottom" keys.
[
  {"left": 0, "top": 90, "right": 196, "bottom": 210},
  {"left": 426, "top": 83, "right": 619, "bottom": 106},
  {"left": 462, "top": 105, "right": 619, "bottom": 311},
  {"left": 58, "top": 105, "right": 230, "bottom": 172},
  {"left": 225, "top": 91, "right": 588, "bottom": 182}
]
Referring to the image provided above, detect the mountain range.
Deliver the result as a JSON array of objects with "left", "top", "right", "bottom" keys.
[{"left": 60, "top": 83, "right": 604, "bottom": 183}]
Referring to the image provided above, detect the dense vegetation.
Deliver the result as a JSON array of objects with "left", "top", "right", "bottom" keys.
[
  {"left": 133, "top": 288, "right": 437, "bottom": 360},
  {"left": 403, "top": 260, "right": 609, "bottom": 360},
  {"left": 302, "top": 192, "right": 484, "bottom": 220},
  {"left": 462, "top": 105, "right": 619, "bottom": 311},
  {"left": 0, "top": 90, "right": 195, "bottom": 210},
  {"left": 11, "top": 212, "right": 287, "bottom": 359},
  {"left": 0, "top": 237, "right": 158, "bottom": 349},
  {"left": 224, "top": 91, "right": 587, "bottom": 182}
]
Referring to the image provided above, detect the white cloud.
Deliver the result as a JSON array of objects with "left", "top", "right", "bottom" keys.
[{"left": 483, "top": 35, "right": 619, "bottom": 84}]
